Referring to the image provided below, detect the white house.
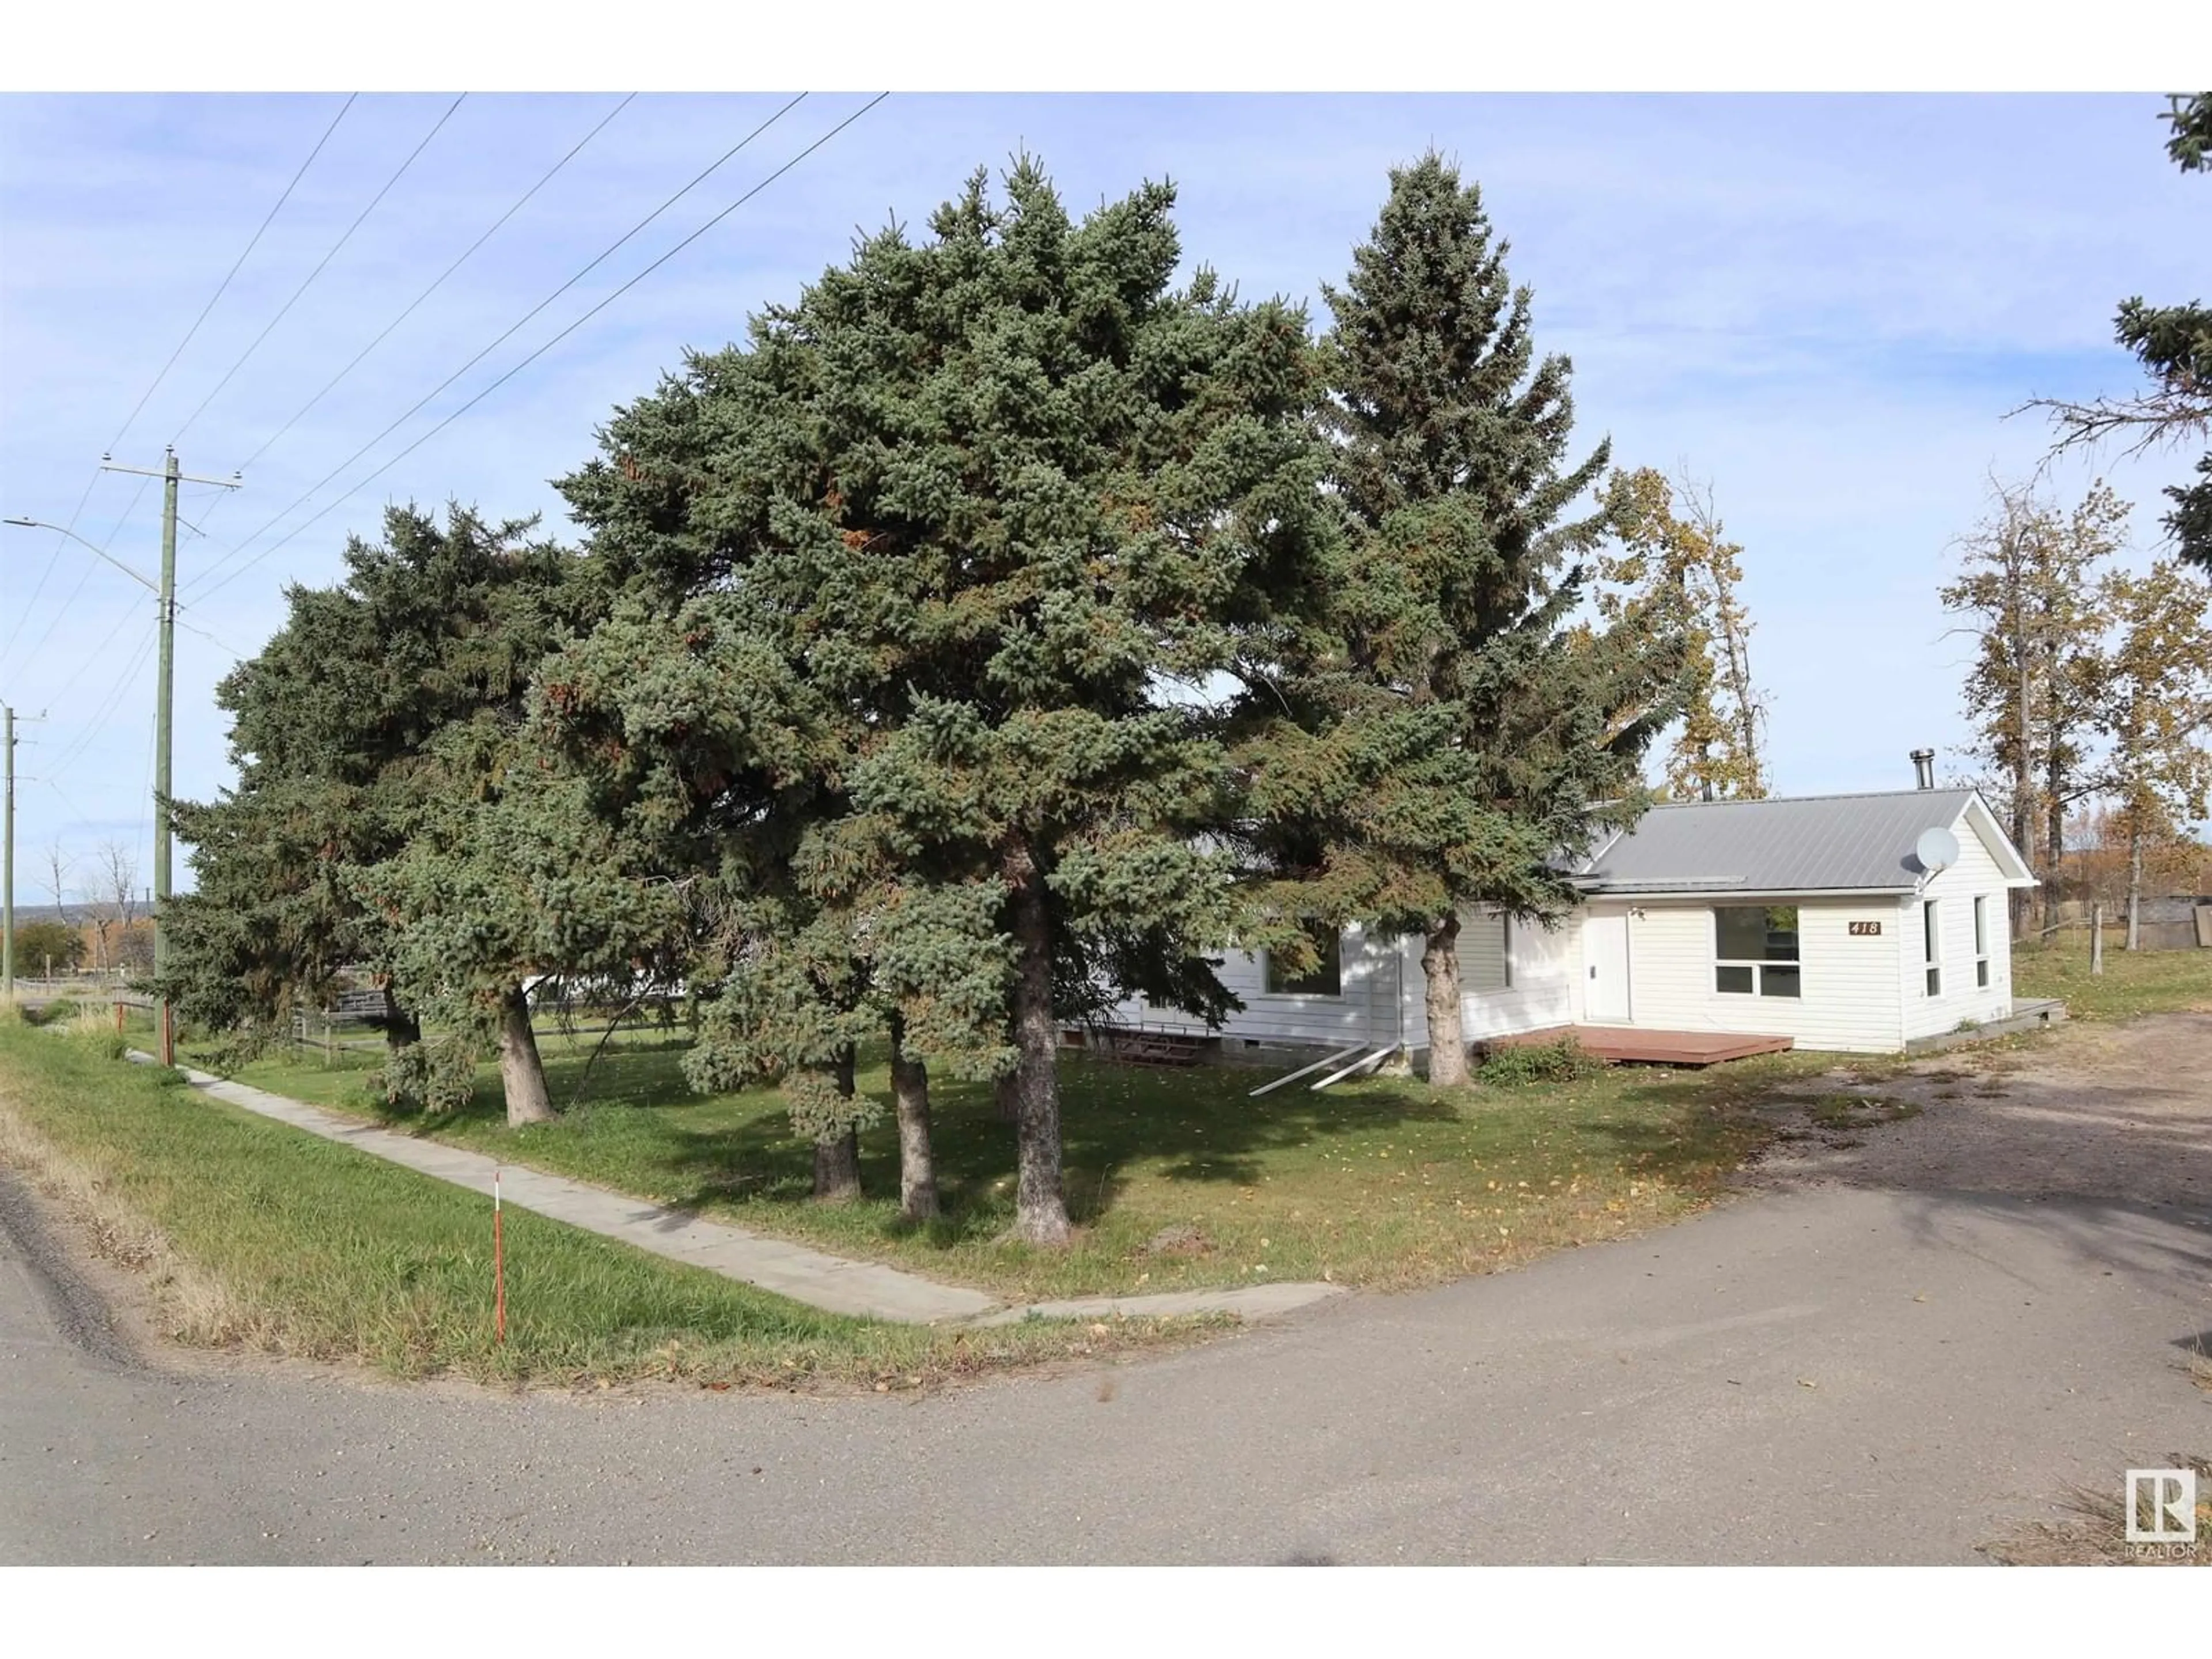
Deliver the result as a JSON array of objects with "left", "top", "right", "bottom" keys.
[{"left": 1088, "top": 781, "right": 2038, "bottom": 1064}]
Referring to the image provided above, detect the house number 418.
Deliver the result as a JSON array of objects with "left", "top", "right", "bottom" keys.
[{"left": 1849, "top": 921, "right": 1883, "bottom": 936}]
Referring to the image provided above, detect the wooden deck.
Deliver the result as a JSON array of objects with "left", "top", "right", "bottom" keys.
[{"left": 1479, "top": 1024, "right": 1795, "bottom": 1067}]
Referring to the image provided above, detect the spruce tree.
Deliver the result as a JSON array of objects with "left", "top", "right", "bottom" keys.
[
  {"left": 554, "top": 159, "right": 1331, "bottom": 1243},
  {"left": 1302, "top": 154, "right": 1682, "bottom": 1086},
  {"left": 163, "top": 505, "right": 591, "bottom": 1122}
]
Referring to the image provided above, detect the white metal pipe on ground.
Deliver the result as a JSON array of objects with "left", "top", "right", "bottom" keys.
[
  {"left": 1310, "top": 1046, "right": 1397, "bottom": 1091},
  {"left": 1247, "top": 1042, "right": 1368, "bottom": 1098}
]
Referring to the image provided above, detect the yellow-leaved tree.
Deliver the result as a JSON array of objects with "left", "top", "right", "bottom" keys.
[{"left": 1595, "top": 467, "right": 1767, "bottom": 800}]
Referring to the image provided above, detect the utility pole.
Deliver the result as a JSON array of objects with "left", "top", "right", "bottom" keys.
[
  {"left": 0, "top": 707, "right": 41, "bottom": 1002},
  {"left": 3, "top": 704, "right": 14, "bottom": 1000},
  {"left": 6, "top": 450, "right": 238, "bottom": 1065},
  {"left": 154, "top": 452, "right": 179, "bottom": 1063}
]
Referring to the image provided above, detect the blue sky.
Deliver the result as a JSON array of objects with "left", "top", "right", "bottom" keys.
[{"left": 1, "top": 92, "right": 2205, "bottom": 897}]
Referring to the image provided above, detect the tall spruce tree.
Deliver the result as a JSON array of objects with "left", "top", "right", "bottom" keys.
[
  {"left": 553, "top": 159, "right": 1331, "bottom": 1243},
  {"left": 1304, "top": 154, "right": 1683, "bottom": 1087}
]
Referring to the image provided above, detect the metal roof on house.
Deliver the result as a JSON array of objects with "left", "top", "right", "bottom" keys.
[{"left": 1567, "top": 788, "right": 1989, "bottom": 895}]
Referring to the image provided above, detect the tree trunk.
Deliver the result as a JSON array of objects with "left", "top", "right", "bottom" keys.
[
  {"left": 2125, "top": 827, "right": 2144, "bottom": 951},
  {"left": 888, "top": 1012, "right": 938, "bottom": 1223},
  {"left": 2043, "top": 759, "right": 2066, "bottom": 934},
  {"left": 495, "top": 983, "right": 556, "bottom": 1126},
  {"left": 2009, "top": 565, "right": 2036, "bottom": 944},
  {"left": 1006, "top": 846, "right": 1071, "bottom": 1246},
  {"left": 381, "top": 983, "right": 421, "bottom": 1055},
  {"left": 813, "top": 1044, "right": 863, "bottom": 1203},
  {"left": 1422, "top": 911, "right": 1467, "bottom": 1087}
]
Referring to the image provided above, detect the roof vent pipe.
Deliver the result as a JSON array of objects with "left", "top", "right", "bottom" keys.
[
  {"left": 1701, "top": 779, "right": 1714, "bottom": 802},
  {"left": 1910, "top": 748, "right": 1936, "bottom": 791}
]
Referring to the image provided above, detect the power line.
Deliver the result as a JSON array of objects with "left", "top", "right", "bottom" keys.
[
  {"left": 169, "top": 94, "right": 468, "bottom": 449},
  {"left": 138, "top": 700, "right": 158, "bottom": 859},
  {"left": 0, "top": 471, "right": 102, "bottom": 671},
  {"left": 233, "top": 93, "right": 638, "bottom": 479},
  {"left": 1, "top": 96, "right": 353, "bottom": 679},
  {"left": 193, "top": 93, "right": 887, "bottom": 608},
  {"left": 7, "top": 476, "right": 156, "bottom": 690},
  {"left": 112, "top": 94, "right": 359, "bottom": 455},
  {"left": 171, "top": 611, "right": 249, "bottom": 661},
  {"left": 186, "top": 92, "right": 813, "bottom": 600},
  {"left": 41, "top": 616, "right": 158, "bottom": 783},
  {"left": 36, "top": 775, "right": 100, "bottom": 838}
]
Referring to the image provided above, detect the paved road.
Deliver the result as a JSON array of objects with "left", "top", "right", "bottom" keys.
[{"left": 4, "top": 1150, "right": 2204, "bottom": 1564}]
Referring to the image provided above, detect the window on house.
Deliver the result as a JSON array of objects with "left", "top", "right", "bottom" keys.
[
  {"left": 1501, "top": 914, "right": 1514, "bottom": 990},
  {"left": 1973, "top": 896, "right": 1989, "bottom": 988},
  {"left": 1922, "top": 899, "right": 1941, "bottom": 996},
  {"left": 1714, "top": 905, "right": 1801, "bottom": 998},
  {"left": 1265, "top": 925, "right": 1343, "bottom": 997}
]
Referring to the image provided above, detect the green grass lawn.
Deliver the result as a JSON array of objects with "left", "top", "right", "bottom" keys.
[
  {"left": 0, "top": 1020, "right": 1200, "bottom": 1388},
  {"left": 210, "top": 1020, "right": 1827, "bottom": 1302},
  {"left": 2012, "top": 935, "right": 2212, "bottom": 1022}
]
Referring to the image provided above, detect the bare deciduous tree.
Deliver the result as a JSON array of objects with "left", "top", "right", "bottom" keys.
[
  {"left": 1940, "top": 478, "right": 2124, "bottom": 938},
  {"left": 90, "top": 839, "right": 141, "bottom": 981},
  {"left": 39, "top": 844, "right": 74, "bottom": 927}
]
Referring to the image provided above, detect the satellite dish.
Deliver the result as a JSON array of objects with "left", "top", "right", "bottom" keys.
[{"left": 1915, "top": 826, "right": 1960, "bottom": 875}]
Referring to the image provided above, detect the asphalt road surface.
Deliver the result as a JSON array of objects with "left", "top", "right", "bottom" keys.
[{"left": 5, "top": 1148, "right": 2205, "bottom": 1565}]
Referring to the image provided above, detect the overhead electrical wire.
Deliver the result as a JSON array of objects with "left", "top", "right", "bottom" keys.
[
  {"left": 168, "top": 93, "right": 469, "bottom": 449},
  {"left": 9, "top": 476, "right": 157, "bottom": 693},
  {"left": 115, "top": 94, "right": 359, "bottom": 456},
  {"left": 171, "top": 611, "right": 249, "bottom": 661},
  {"left": 0, "top": 94, "right": 354, "bottom": 676},
  {"left": 232, "top": 93, "right": 638, "bottom": 479},
  {"left": 185, "top": 91, "right": 814, "bottom": 600},
  {"left": 36, "top": 776, "right": 100, "bottom": 840},
  {"left": 0, "top": 471, "right": 106, "bottom": 671},
  {"left": 40, "top": 615, "right": 158, "bottom": 783},
  {"left": 192, "top": 93, "right": 887, "bottom": 607}
]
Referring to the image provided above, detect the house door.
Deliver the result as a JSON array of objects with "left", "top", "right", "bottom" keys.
[{"left": 1584, "top": 910, "right": 1631, "bottom": 1024}]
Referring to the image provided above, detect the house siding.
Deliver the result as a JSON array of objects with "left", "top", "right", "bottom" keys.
[
  {"left": 1899, "top": 820, "right": 2017, "bottom": 1040},
  {"left": 1093, "top": 922, "right": 1406, "bottom": 1050},
  {"left": 1461, "top": 908, "right": 1578, "bottom": 1040},
  {"left": 1092, "top": 794, "right": 2026, "bottom": 1060},
  {"left": 1618, "top": 897, "right": 1906, "bottom": 1053}
]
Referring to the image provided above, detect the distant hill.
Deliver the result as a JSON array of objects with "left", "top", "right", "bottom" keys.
[{"left": 6, "top": 904, "right": 77, "bottom": 926}]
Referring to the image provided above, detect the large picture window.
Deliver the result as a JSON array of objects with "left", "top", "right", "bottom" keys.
[
  {"left": 1715, "top": 905, "right": 1801, "bottom": 998},
  {"left": 1265, "top": 925, "right": 1343, "bottom": 997}
]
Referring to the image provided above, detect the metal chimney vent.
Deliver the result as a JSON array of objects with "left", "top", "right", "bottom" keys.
[{"left": 1910, "top": 748, "right": 1936, "bottom": 790}]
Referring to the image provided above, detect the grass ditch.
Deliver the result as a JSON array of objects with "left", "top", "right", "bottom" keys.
[{"left": 0, "top": 1020, "right": 1212, "bottom": 1390}]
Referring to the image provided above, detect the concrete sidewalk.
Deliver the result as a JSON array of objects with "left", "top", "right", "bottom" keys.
[{"left": 135, "top": 1056, "right": 1341, "bottom": 1330}]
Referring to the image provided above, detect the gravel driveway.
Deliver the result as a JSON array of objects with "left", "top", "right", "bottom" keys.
[{"left": 1751, "top": 1011, "right": 2212, "bottom": 1214}]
